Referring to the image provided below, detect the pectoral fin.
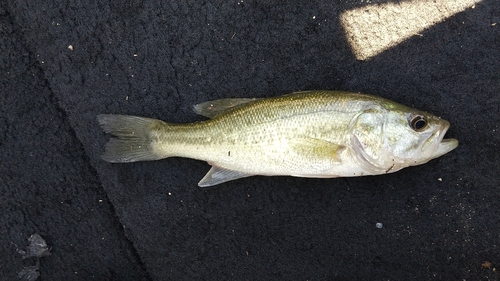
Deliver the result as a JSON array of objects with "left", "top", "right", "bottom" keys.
[
  {"left": 193, "top": 98, "right": 260, "bottom": 118},
  {"left": 198, "top": 166, "right": 252, "bottom": 187},
  {"left": 288, "top": 138, "right": 345, "bottom": 163}
]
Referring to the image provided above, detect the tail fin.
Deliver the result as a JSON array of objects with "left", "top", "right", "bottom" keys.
[{"left": 97, "top": 114, "right": 165, "bottom": 163}]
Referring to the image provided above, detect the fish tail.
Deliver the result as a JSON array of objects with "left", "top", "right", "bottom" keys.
[{"left": 97, "top": 114, "right": 167, "bottom": 163}]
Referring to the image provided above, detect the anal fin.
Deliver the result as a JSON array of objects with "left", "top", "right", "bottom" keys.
[{"left": 198, "top": 166, "right": 252, "bottom": 187}]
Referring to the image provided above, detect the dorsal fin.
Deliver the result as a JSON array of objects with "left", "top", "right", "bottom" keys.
[{"left": 193, "top": 98, "right": 260, "bottom": 118}]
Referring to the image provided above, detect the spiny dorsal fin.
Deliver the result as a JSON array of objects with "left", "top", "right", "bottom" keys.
[{"left": 193, "top": 98, "right": 260, "bottom": 118}]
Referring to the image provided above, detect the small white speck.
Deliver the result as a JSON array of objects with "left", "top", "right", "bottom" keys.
[
  {"left": 312, "top": 16, "right": 316, "bottom": 19},
  {"left": 438, "top": 178, "right": 442, "bottom": 181},
  {"left": 68, "top": 45, "right": 74, "bottom": 51},
  {"left": 168, "top": 192, "right": 172, "bottom": 196},
  {"left": 376, "top": 222, "right": 383, "bottom": 228}
]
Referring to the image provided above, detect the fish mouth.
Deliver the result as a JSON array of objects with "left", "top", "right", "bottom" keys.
[{"left": 429, "top": 121, "right": 458, "bottom": 159}]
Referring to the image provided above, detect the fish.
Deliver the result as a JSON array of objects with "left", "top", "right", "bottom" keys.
[{"left": 97, "top": 90, "right": 458, "bottom": 187}]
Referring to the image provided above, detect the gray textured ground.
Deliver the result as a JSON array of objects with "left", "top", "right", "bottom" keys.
[{"left": 1, "top": 0, "right": 499, "bottom": 280}]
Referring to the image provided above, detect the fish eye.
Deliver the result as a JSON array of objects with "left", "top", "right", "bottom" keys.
[{"left": 409, "top": 115, "right": 427, "bottom": 131}]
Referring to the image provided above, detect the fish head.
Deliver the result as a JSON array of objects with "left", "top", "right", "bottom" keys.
[
  {"left": 382, "top": 107, "right": 458, "bottom": 170},
  {"left": 350, "top": 102, "right": 458, "bottom": 173}
]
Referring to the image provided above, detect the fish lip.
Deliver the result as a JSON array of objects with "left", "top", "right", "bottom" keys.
[
  {"left": 438, "top": 120, "right": 450, "bottom": 142},
  {"left": 431, "top": 120, "right": 458, "bottom": 159}
]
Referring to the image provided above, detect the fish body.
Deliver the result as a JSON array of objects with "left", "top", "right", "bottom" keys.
[{"left": 98, "top": 90, "right": 458, "bottom": 186}]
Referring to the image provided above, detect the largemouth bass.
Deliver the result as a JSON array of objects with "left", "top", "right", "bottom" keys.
[{"left": 98, "top": 90, "right": 458, "bottom": 186}]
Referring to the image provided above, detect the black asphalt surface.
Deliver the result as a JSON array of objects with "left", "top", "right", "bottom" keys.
[{"left": 1, "top": 1, "right": 499, "bottom": 280}]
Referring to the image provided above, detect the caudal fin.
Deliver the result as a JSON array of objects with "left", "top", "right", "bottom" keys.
[{"left": 97, "top": 114, "right": 165, "bottom": 163}]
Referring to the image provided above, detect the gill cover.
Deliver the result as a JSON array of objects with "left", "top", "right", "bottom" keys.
[{"left": 349, "top": 105, "right": 389, "bottom": 172}]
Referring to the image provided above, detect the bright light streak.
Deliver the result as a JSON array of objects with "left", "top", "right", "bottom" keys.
[{"left": 340, "top": 0, "right": 481, "bottom": 60}]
